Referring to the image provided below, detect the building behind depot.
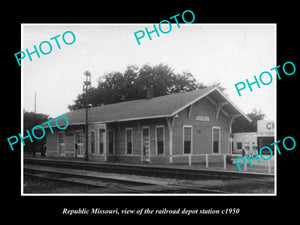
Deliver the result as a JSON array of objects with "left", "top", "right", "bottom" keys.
[{"left": 232, "top": 120, "right": 275, "bottom": 155}]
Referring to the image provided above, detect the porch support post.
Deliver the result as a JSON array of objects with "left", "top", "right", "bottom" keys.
[
  {"left": 137, "top": 121, "right": 142, "bottom": 162},
  {"left": 104, "top": 124, "right": 107, "bottom": 161},
  {"left": 229, "top": 114, "right": 241, "bottom": 154},
  {"left": 167, "top": 116, "right": 176, "bottom": 163},
  {"left": 229, "top": 114, "right": 241, "bottom": 133},
  {"left": 216, "top": 102, "right": 228, "bottom": 121}
]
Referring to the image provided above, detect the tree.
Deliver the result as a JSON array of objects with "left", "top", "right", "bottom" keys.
[
  {"left": 232, "top": 108, "right": 266, "bottom": 133},
  {"left": 68, "top": 63, "right": 225, "bottom": 111},
  {"left": 23, "top": 110, "right": 51, "bottom": 155},
  {"left": 23, "top": 111, "right": 50, "bottom": 131}
]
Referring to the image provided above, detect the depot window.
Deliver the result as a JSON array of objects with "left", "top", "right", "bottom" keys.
[
  {"left": 98, "top": 129, "right": 105, "bottom": 155},
  {"left": 125, "top": 128, "right": 133, "bottom": 154},
  {"left": 156, "top": 126, "right": 165, "bottom": 155},
  {"left": 91, "top": 130, "right": 96, "bottom": 154},
  {"left": 183, "top": 126, "right": 192, "bottom": 154},
  {"left": 212, "top": 127, "right": 221, "bottom": 154}
]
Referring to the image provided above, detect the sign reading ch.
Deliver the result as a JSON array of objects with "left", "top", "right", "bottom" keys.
[{"left": 257, "top": 120, "right": 274, "bottom": 133}]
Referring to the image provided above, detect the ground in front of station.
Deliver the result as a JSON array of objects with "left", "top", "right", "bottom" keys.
[
  {"left": 24, "top": 176, "right": 113, "bottom": 193},
  {"left": 23, "top": 153, "right": 275, "bottom": 194},
  {"left": 23, "top": 173, "right": 274, "bottom": 194}
]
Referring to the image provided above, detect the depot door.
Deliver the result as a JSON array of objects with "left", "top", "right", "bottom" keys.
[
  {"left": 108, "top": 130, "right": 115, "bottom": 155},
  {"left": 75, "top": 131, "right": 84, "bottom": 158},
  {"left": 142, "top": 127, "right": 150, "bottom": 162},
  {"left": 58, "top": 132, "right": 66, "bottom": 156}
]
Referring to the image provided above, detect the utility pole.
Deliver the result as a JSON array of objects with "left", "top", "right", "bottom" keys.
[
  {"left": 83, "top": 71, "right": 91, "bottom": 161},
  {"left": 33, "top": 92, "right": 36, "bottom": 157},
  {"left": 34, "top": 92, "right": 37, "bottom": 114}
]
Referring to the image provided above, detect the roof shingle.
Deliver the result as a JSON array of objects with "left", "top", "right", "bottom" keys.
[
  {"left": 42, "top": 87, "right": 250, "bottom": 128},
  {"left": 62, "top": 87, "right": 215, "bottom": 125}
]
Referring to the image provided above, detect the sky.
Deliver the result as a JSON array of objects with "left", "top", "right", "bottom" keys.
[{"left": 22, "top": 24, "right": 276, "bottom": 120}]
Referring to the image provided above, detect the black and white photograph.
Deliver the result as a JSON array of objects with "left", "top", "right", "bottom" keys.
[
  {"left": 2, "top": 4, "right": 298, "bottom": 221},
  {"left": 21, "top": 24, "right": 276, "bottom": 195}
]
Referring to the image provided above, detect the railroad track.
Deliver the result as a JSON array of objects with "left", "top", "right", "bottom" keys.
[
  {"left": 24, "top": 165, "right": 225, "bottom": 193},
  {"left": 24, "top": 158, "right": 273, "bottom": 181},
  {"left": 24, "top": 167, "right": 151, "bottom": 193}
]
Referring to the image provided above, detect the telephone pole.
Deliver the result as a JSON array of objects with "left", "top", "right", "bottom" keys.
[
  {"left": 34, "top": 92, "right": 37, "bottom": 114},
  {"left": 33, "top": 92, "right": 37, "bottom": 157},
  {"left": 83, "top": 71, "right": 91, "bottom": 161}
]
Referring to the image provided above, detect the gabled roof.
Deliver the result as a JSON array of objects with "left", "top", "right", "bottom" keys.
[{"left": 44, "top": 87, "right": 251, "bottom": 128}]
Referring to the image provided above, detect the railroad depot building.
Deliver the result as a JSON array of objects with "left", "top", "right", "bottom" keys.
[{"left": 43, "top": 87, "right": 251, "bottom": 164}]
